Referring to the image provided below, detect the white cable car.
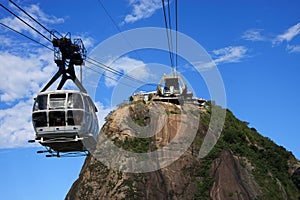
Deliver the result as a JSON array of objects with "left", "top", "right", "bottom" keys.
[
  {"left": 155, "top": 74, "right": 193, "bottom": 104},
  {"left": 29, "top": 34, "right": 99, "bottom": 157},
  {"left": 32, "top": 90, "right": 99, "bottom": 155}
]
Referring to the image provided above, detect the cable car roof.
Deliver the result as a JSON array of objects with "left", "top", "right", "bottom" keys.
[{"left": 37, "top": 90, "right": 86, "bottom": 95}]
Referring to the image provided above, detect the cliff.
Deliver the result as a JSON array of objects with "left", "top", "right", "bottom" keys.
[{"left": 66, "top": 101, "right": 300, "bottom": 200}]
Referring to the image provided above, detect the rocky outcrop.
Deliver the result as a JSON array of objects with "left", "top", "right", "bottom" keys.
[
  {"left": 66, "top": 102, "right": 202, "bottom": 199},
  {"left": 209, "top": 150, "right": 260, "bottom": 200},
  {"left": 66, "top": 101, "right": 300, "bottom": 199}
]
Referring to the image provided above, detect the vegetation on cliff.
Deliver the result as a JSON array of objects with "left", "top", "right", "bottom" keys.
[{"left": 195, "top": 101, "right": 300, "bottom": 199}]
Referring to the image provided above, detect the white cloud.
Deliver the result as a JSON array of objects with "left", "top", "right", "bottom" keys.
[
  {"left": 103, "top": 56, "right": 151, "bottom": 87},
  {"left": 0, "top": 35, "right": 13, "bottom": 47},
  {"left": 287, "top": 45, "right": 300, "bottom": 53},
  {"left": 0, "top": 50, "right": 55, "bottom": 103},
  {"left": 72, "top": 33, "right": 95, "bottom": 51},
  {"left": 192, "top": 60, "right": 215, "bottom": 71},
  {"left": 0, "top": 3, "right": 64, "bottom": 40},
  {"left": 212, "top": 46, "right": 248, "bottom": 64},
  {"left": 24, "top": 4, "right": 64, "bottom": 24},
  {"left": 0, "top": 3, "right": 61, "bottom": 149},
  {"left": 193, "top": 46, "right": 248, "bottom": 70},
  {"left": 0, "top": 100, "right": 36, "bottom": 148},
  {"left": 95, "top": 101, "right": 115, "bottom": 129},
  {"left": 81, "top": 36, "right": 95, "bottom": 50},
  {"left": 0, "top": 48, "right": 57, "bottom": 148},
  {"left": 242, "top": 29, "right": 265, "bottom": 41},
  {"left": 122, "top": 0, "right": 162, "bottom": 24},
  {"left": 273, "top": 22, "right": 300, "bottom": 44}
]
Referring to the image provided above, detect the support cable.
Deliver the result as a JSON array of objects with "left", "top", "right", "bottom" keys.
[
  {"left": 0, "top": 3, "right": 52, "bottom": 43},
  {"left": 167, "top": 0, "right": 174, "bottom": 68},
  {"left": 161, "top": 0, "right": 174, "bottom": 70},
  {"left": 0, "top": 21, "right": 154, "bottom": 88},
  {"left": 8, "top": 0, "right": 62, "bottom": 38},
  {"left": 96, "top": 0, "right": 122, "bottom": 34},
  {"left": 96, "top": 0, "right": 144, "bottom": 62},
  {"left": 175, "top": 0, "right": 178, "bottom": 74},
  {"left": 86, "top": 58, "right": 157, "bottom": 86},
  {"left": 0, "top": 21, "right": 153, "bottom": 89},
  {"left": 85, "top": 65, "right": 138, "bottom": 89},
  {"left": 0, "top": 22, "right": 53, "bottom": 51}
]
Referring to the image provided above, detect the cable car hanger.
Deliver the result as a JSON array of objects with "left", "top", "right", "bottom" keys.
[{"left": 40, "top": 31, "right": 87, "bottom": 93}]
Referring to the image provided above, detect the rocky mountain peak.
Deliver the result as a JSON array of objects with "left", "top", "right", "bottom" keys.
[{"left": 66, "top": 101, "right": 300, "bottom": 200}]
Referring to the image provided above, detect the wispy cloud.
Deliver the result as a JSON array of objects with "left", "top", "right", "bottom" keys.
[
  {"left": 287, "top": 45, "right": 300, "bottom": 53},
  {"left": 242, "top": 29, "right": 265, "bottom": 41},
  {"left": 194, "top": 46, "right": 248, "bottom": 70},
  {"left": 95, "top": 101, "right": 115, "bottom": 129},
  {"left": 0, "top": 100, "right": 36, "bottom": 148},
  {"left": 0, "top": 3, "right": 64, "bottom": 40},
  {"left": 122, "top": 0, "right": 162, "bottom": 25},
  {"left": 212, "top": 46, "right": 248, "bottom": 64},
  {"left": 0, "top": 51, "right": 55, "bottom": 102},
  {"left": 242, "top": 23, "right": 300, "bottom": 54},
  {"left": 103, "top": 56, "right": 151, "bottom": 87},
  {"left": 0, "top": 48, "right": 57, "bottom": 148},
  {"left": 273, "top": 22, "right": 300, "bottom": 45},
  {"left": 24, "top": 4, "right": 64, "bottom": 24}
]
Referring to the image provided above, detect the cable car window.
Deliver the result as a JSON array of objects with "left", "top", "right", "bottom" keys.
[
  {"left": 67, "top": 110, "right": 83, "bottom": 126},
  {"left": 49, "top": 111, "right": 65, "bottom": 126},
  {"left": 32, "top": 112, "right": 47, "bottom": 127},
  {"left": 33, "top": 95, "right": 47, "bottom": 111},
  {"left": 165, "top": 78, "right": 180, "bottom": 91},
  {"left": 49, "top": 93, "right": 66, "bottom": 109},
  {"left": 67, "top": 93, "right": 83, "bottom": 109},
  {"left": 93, "top": 116, "right": 99, "bottom": 134},
  {"left": 83, "top": 97, "right": 90, "bottom": 112}
]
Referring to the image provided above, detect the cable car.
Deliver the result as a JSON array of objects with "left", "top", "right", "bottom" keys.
[
  {"left": 28, "top": 34, "right": 99, "bottom": 157},
  {"left": 155, "top": 74, "right": 193, "bottom": 104},
  {"left": 31, "top": 90, "right": 99, "bottom": 155}
]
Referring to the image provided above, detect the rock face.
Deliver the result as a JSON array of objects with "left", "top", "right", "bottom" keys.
[
  {"left": 209, "top": 150, "right": 260, "bottom": 200},
  {"left": 66, "top": 101, "right": 300, "bottom": 200},
  {"left": 292, "top": 168, "right": 300, "bottom": 191}
]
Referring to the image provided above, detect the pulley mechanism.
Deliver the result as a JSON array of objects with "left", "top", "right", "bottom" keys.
[{"left": 40, "top": 32, "right": 87, "bottom": 93}]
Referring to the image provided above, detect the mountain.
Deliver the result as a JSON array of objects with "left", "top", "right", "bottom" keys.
[{"left": 66, "top": 101, "right": 300, "bottom": 200}]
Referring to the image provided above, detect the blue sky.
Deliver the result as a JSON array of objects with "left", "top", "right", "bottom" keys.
[{"left": 0, "top": 0, "right": 300, "bottom": 199}]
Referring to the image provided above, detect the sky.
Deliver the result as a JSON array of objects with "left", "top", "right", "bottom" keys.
[{"left": 0, "top": 0, "right": 300, "bottom": 199}]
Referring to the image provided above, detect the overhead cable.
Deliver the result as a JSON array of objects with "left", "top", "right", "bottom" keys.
[
  {"left": 161, "top": 0, "right": 174, "bottom": 69},
  {"left": 1, "top": 1, "right": 157, "bottom": 89},
  {"left": 0, "top": 22, "right": 53, "bottom": 51},
  {"left": 96, "top": 0, "right": 144, "bottom": 62},
  {"left": 8, "top": 0, "right": 62, "bottom": 38},
  {"left": 175, "top": 0, "right": 178, "bottom": 73},
  {"left": 0, "top": 3, "right": 52, "bottom": 43}
]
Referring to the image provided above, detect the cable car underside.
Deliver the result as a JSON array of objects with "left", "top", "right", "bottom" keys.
[{"left": 29, "top": 135, "right": 87, "bottom": 157}]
